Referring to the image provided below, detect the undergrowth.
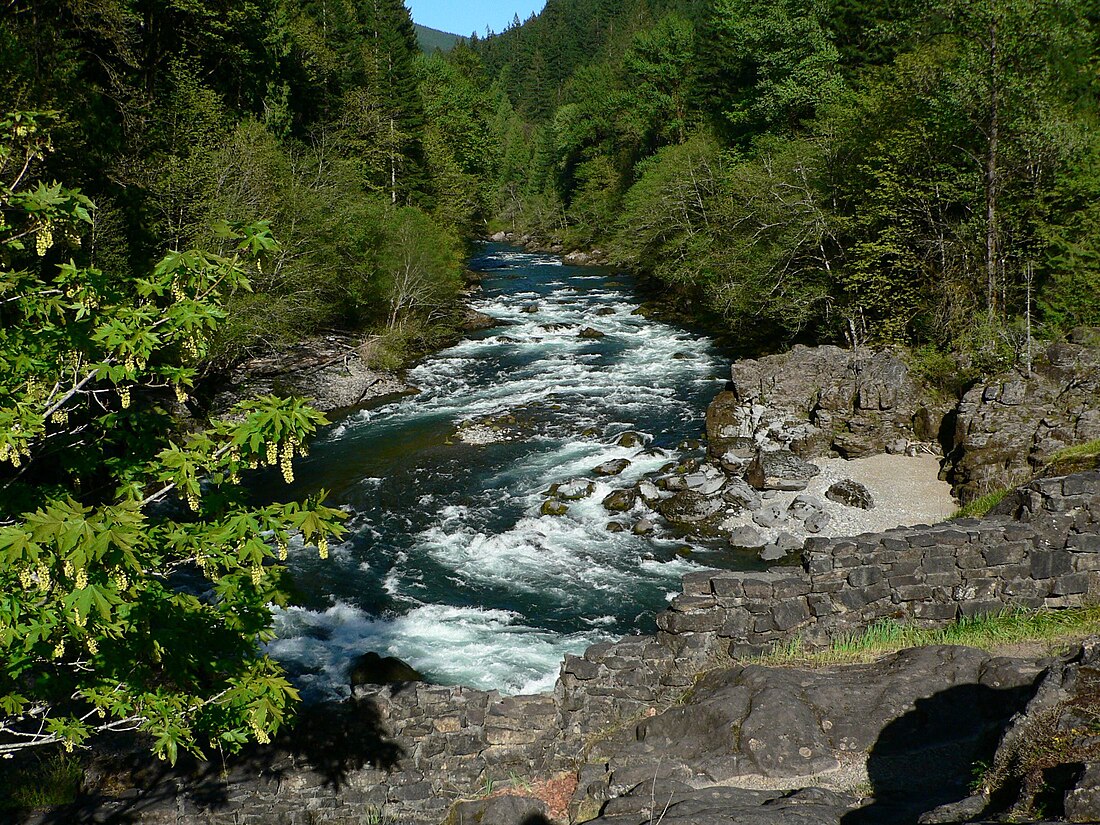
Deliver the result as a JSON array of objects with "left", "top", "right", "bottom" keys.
[
  {"left": 950, "top": 488, "right": 1011, "bottom": 520},
  {"left": 0, "top": 750, "right": 83, "bottom": 810},
  {"left": 751, "top": 605, "right": 1100, "bottom": 667}
]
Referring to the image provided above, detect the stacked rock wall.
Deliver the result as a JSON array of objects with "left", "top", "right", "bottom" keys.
[{"left": 656, "top": 472, "right": 1100, "bottom": 660}]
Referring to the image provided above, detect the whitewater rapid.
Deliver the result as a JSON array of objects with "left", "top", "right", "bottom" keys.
[{"left": 266, "top": 245, "right": 731, "bottom": 699}]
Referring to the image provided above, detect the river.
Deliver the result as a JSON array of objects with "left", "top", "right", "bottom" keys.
[{"left": 267, "top": 243, "right": 745, "bottom": 699}]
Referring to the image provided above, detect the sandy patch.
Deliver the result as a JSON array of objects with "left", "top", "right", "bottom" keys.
[
  {"left": 721, "top": 453, "right": 958, "bottom": 546},
  {"left": 808, "top": 454, "right": 958, "bottom": 535}
]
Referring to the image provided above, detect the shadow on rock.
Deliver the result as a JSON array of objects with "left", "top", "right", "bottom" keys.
[
  {"left": 843, "top": 683, "right": 1031, "bottom": 825},
  {"left": 15, "top": 696, "right": 403, "bottom": 824}
]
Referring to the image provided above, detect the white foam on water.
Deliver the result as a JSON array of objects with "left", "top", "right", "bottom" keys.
[
  {"left": 270, "top": 601, "right": 611, "bottom": 699},
  {"left": 272, "top": 247, "right": 730, "bottom": 697}
]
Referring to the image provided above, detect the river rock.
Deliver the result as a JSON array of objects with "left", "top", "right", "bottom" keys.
[
  {"left": 746, "top": 450, "right": 820, "bottom": 491},
  {"left": 596, "top": 307, "right": 615, "bottom": 316},
  {"left": 635, "top": 480, "right": 663, "bottom": 507},
  {"left": 804, "top": 510, "right": 831, "bottom": 534},
  {"left": 551, "top": 479, "right": 597, "bottom": 501},
  {"left": 752, "top": 502, "right": 787, "bottom": 529},
  {"left": 728, "top": 526, "right": 765, "bottom": 548},
  {"left": 657, "top": 491, "right": 726, "bottom": 529},
  {"left": 826, "top": 479, "right": 875, "bottom": 509},
  {"left": 579, "top": 327, "right": 607, "bottom": 339},
  {"left": 722, "top": 478, "right": 762, "bottom": 512},
  {"left": 521, "top": 303, "right": 539, "bottom": 313},
  {"left": 632, "top": 518, "right": 655, "bottom": 535},
  {"left": 617, "top": 431, "right": 645, "bottom": 448},
  {"left": 683, "top": 472, "right": 726, "bottom": 496},
  {"left": 594, "top": 458, "right": 632, "bottom": 476},
  {"left": 759, "top": 533, "right": 801, "bottom": 562},
  {"left": 348, "top": 652, "right": 423, "bottom": 686},
  {"left": 462, "top": 309, "right": 499, "bottom": 332},
  {"left": 606, "top": 521, "right": 625, "bottom": 533},
  {"left": 541, "top": 499, "right": 569, "bottom": 516},
  {"left": 602, "top": 489, "right": 638, "bottom": 512},
  {"left": 490, "top": 230, "right": 508, "bottom": 242},
  {"left": 788, "top": 494, "right": 826, "bottom": 521}
]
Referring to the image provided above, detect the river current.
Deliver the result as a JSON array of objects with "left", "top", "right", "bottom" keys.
[{"left": 268, "top": 243, "right": 739, "bottom": 699}]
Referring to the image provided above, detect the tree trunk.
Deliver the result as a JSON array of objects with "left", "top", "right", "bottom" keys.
[{"left": 985, "top": 18, "right": 1001, "bottom": 331}]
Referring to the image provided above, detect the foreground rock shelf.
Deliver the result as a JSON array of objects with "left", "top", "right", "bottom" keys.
[{"left": 28, "top": 470, "right": 1100, "bottom": 825}]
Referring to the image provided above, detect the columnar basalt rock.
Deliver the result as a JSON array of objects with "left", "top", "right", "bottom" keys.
[{"left": 705, "top": 345, "right": 945, "bottom": 460}]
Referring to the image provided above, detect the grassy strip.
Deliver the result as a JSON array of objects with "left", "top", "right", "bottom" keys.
[
  {"left": 752, "top": 605, "right": 1100, "bottom": 667},
  {"left": 950, "top": 488, "right": 1011, "bottom": 520},
  {"left": 1049, "top": 438, "right": 1100, "bottom": 463},
  {"left": 0, "top": 751, "right": 83, "bottom": 811}
]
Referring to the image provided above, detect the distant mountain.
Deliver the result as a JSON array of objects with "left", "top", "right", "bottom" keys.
[{"left": 414, "top": 23, "right": 460, "bottom": 53}]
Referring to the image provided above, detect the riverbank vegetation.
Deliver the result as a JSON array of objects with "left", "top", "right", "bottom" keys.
[
  {"left": 474, "top": 0, "right": 1100, "bottom": 368},
  {"left": 752, "top": 605, "right": 1100, "bottom": 667}
]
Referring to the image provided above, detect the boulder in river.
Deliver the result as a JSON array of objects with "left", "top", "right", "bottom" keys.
[
  {"left": 549, "top": 479, "right": 596, "bottom": 501},
  {"left": 632, "top": 518, "right": 656, "bottom": 535},
  {"left": 602, "top": 488, "right": 638, "bottom": 512},
  {"left": 657, "top": 491, "right": 726, "bottom": 529},
  {"left": 520, "top": 303, "right": 539, "bottom": 314},
  {"left": 617, "top": 431, "right": 645, "bottom": 448},
  {"left": 745, "top": 449, "right": 821, "bottom": 491},
  {"left": 579, "top": 327, "right": 607, "bottom": 339},
  {"left": 596, "top": 307, "right": 615, "bottom": 316},
  {"left": 606, "top": 521, "right": 625, "bottom": 533},
  {"left": 594, "top": 458, "right": 631, "bottom": 476},
  {"left": 728, "top": 525, "right": 765, "bottom": 548},
  {"left": 348, "top": 652, "right": 423, "bottom": 686},
  {"left": 722, "top": 478, "right": 762, "bottom": 512},
  {"left": 541, "top": 499, "right": 569, "bottom": 516}
]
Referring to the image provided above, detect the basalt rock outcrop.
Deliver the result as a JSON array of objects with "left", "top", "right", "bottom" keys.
[
  {"left": 706, "top": 345, "right": 946, "bottom": 461},
  {"left": 211, "top": 334, "right": 416, "bottom": 414},
  {"left": 944, "top": 331, "right": 1100, "bottom": 502}
]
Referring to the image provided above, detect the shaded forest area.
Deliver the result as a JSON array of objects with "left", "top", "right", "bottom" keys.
[
  {"left": 474, "top": 0, "right": 1100, "bottom": 378},
  {"left": 0, "top": 0, "right": 507, "bottom": 369}
]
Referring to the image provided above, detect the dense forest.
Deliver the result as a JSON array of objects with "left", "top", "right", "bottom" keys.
[
  {"left": 2, "top": 0, "right": 1099, "bottom": 771},
  {"left": 474, "top": 0, "right": 1100, "bottom": 377}
]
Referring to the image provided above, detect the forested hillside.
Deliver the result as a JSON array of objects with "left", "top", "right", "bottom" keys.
[
  {"left": 0, "top": 0, "right": 501, "bottom": 367},
  {"left": 473, "top": 0, "right": 1100, "bottom": 370}
]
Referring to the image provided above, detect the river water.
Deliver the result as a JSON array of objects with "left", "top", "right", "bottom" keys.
[{"left": 267, "top": 243, "right": 741, "bottom": 699}]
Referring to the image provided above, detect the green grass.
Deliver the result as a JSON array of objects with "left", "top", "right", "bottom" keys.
[
  {"left": 0, "top": 751, "right": 83, "bottom": 810},
  {"left": 752, "top": 605, "right": 1100, "bottom": 667},
  {"left": 950, "top": 487, "right": 1011, "bottom": 520},
  {"left": 1047, "top": 438, "right": 1100, "bottom": 469}
]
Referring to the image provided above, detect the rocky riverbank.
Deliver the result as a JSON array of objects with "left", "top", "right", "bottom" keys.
[{"left": 25, "top": 465, "right": 1099, "bottom": 824}]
